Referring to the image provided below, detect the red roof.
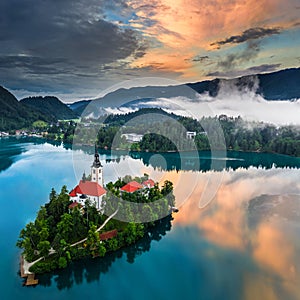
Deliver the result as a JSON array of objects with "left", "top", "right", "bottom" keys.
[
  {"left": 142, "top": 179, "right": 155, "bottom": 188},
  {"left": 69, "top": 180, "right": 106, "bottom": 197},
  {"left": 120, "top": 181, "right": 143, "bottom": 193},
  {"left": 99, "top": 229, "right": 118, "bottom": 241},
  {"left": 69, "top": 189, "right": 77, "bottom": 197},
  {"left": 68, "top": 201, "right": 82, "bottom": 209}
]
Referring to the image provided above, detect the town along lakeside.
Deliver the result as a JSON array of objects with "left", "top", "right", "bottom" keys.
[{"left": 17, "top": 148, "right": 176, "bottom": 285}]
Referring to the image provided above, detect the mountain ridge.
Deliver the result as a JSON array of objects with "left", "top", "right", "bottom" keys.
[
  {"left": 21, "top": 96, "right": 78, "bottom": 120},
  {"left": 69, "top": 67, "right": 300, "bottom": 116},
  {"left": 0, "top": 86, "right": 53, "bottom": 131}
]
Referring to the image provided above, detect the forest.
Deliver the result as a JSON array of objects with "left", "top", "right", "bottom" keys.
[
  {"left": 137, "top": 114, "right": 300, "bottom": 157},
  {"left": 77, "top": 109, "right": 300, "bottom": 157}
]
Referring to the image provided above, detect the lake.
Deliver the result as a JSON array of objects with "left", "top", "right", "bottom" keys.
[{"left": 0, "top": 137, "right": 300, "bottom": 300}]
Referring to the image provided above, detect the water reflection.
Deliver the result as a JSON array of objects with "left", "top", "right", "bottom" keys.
[
  {"left": 130, "top": 150, "right": 300, "bottom": 172},
  {"left": 1, "top": 137, "right": 300, "bottom": 174},
  {"left": 173, "top": 168, "right": 300, "bottom": 299},
  {"left": 37, "top": 216, "right": 173, "bottom": 290},
  {"left": 0, "top": 137, "right": 64, "bottom": 172}
]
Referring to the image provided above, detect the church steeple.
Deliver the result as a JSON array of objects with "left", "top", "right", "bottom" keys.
[
  {"left": 92, "top": 144, "right": 102, "bottom": 168},
  {"left": 91, "top": 145, "right": 103, "bottom": 186},
  {"left": 82, "top": 171, "right": 87, "bottom": 182}
]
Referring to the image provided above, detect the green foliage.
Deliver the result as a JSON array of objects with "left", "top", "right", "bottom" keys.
[
  {"left": 32, "top": 120, "right": 48, "bottom": 128},
  {"left": 86, "top": 109, "right": 300, "bottom": 157},
  {"left": 46, "top": 185, "right": 70, "bottom": 224},
  {"left": 37, "top": 240, "right": 51, "bottom": 258},
  {"left": 86, "top": 224, "right": 106, "bottom": 257},
  {"left": 57, "top": 213, "right": 73, "bottom": 242},
  {"left": 29, "top": 256, "right": 58, "bottom": 274},
  {"left": 58, "top": 256, "right": 68, "bottom": 269},
  {"left": 0, "top": 86, "right": 53, "bottom": 131},
  {"left": 18, "top": 175, "right": 176, "bottom": 274},
  {"left": 21, "top": 96, "right": 78, "bottom": 120}
]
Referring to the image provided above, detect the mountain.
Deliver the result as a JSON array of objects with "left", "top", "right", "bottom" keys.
[
  {"left": 21, "top": 96, "right": 78, "bottom": 120},
  {"left": 189, "top": 68, "right": 300, "bottom": 100},
  {"left": 0, "top": 86, "right": 52, "bottom": 131},
  {"left": 69, "top": 67, "right": 300, "bottom": 118},
  {"left": 68, "top": 100, "right": 91, "bottom": 115},
  {"left": 257, "top": 68, "right": 300, "bottom": 100}
]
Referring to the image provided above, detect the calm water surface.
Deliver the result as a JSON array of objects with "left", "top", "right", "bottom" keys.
[{"left": 0, "top": 137, "right": 300, "bottom": 300}]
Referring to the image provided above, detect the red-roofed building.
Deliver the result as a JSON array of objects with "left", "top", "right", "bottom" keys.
[
  {"left": 120, "top": 181, "right": 143, "bottom": 193},
  {"left": 142, "top": 179, "right": 155, "bottom": 188},
  {"left": 69, "top": 147, "right": 106, "bottom": 210},
  {"left": 99, "top": 229, "right": 118, "bottom": 241},
  {"left": 69, "top": 180, "right": 106, "bottom": 210},
  {"left": 68, "top": 201, "right": 81, "bottom": 209}
]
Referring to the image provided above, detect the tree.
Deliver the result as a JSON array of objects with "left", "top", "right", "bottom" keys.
[
  {"left": 84, "top": 199, "right": 101, "bottom": 226},
  {"left": 39, "top": 226, "right": 49, "bottom": 241},
  {"left": 18, "top": 222, "right": 39, "bottom": 249},
  {"left": 106, "top": 238, "right": 118, "bottom": 251},
  {"left": 58, "top": 256, "right": 68, "bottom": 269},
  {"left": 70, "top": 207, "right": 86, "bottom": 241},
  {"left": 86, "top": 224, "right": 106, "bottom": 257},
  {"left": 57, "top": 213, "right": 73, "bottom": 242},
  {"left": 37, "top": 240, "right": 51, "bottom": 258},
  {"left": 123, "top": 223, "right": 144, "bottom": 245},
  {"left": 161, "top": 180, "right": 175, "bottom": 207},
  {"left": 18, "top": 237, "right": 35, "bottom": 262}
]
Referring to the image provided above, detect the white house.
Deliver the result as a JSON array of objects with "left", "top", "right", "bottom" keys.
[
  {"left": 186, "top": 131, "right": 196, "bottom": 139},
  {"left": 69, "top": 147, "right": 106, "bottom": 210},
  {"left": 121, "top": 133, "right": 143, "bottom": 143}
]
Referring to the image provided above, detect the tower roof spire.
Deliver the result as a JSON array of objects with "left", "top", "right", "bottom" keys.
[{"left": 92, "top": 144, "right": 102, "bottom": 168}]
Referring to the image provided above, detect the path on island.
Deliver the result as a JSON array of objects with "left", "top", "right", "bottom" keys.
[
  {"left": 22, "top": 209, "right": 119, "bottom": 275},
  {"left": 70, "top": 208, "right": 119, "bottom": 247}
]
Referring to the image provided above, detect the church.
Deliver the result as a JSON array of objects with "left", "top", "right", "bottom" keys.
[{"left": 69, "top": 147, "right": 106, "bottom": 210}]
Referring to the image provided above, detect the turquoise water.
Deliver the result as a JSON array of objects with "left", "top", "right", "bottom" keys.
[{"left": 0, "top": 138, "right": 300, "bottom": 299}]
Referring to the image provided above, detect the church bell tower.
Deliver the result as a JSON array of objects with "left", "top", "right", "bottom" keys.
[{"left": 91, "top": 145, "right": 103, "bottom": 186}]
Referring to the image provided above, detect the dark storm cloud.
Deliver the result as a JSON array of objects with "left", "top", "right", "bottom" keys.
[
  {"left": 207, "top": 63, "right": 281, "bottom": 78},
  {"left": 192, "top": 55, "right": 209, "bottom": 62},
  {"left": 211, "top": 27, "right": 281, "bottom": 48},
  {"left": 0, "top": 0, "right": 146, "bottom": 94},
  {"left": 215, "top": 40, "right": 260, "bottom": 70}
]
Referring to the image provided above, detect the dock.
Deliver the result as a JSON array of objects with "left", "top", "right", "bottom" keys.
[
  {"left": 25, "top": 274, "right": 39, "bottom": 286},
  {"left": 20, "top": 256, "right": 39, "bottom": 286}
]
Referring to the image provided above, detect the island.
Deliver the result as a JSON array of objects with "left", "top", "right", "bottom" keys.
[{"left": 17, "top": 148, "right": 176, "bottom": 285}]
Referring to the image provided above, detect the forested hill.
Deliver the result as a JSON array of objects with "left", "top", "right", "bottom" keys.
[
  {"left": 69, "top": 67, "right": 300, "bottom": 117},
  {"left": 21, "top": 96, "right": 78, "bottom": 120},
  {"left": 0, "top": 86, "right": 52, "bottom": 131},
  {"left": 189, "top": 68, "right": 300, "bottom": 100}
]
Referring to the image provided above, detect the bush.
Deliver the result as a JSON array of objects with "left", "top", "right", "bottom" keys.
[
  {"left": 58, "top": 257, "right": 68, "bottom": 269},
  {"left": 29, "top": 258, "right": 58, "bottom": 274}
]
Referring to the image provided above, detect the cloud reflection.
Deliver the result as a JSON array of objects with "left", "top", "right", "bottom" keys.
[{"left": 172, "top": 167, "right": 300, "bottom": 299}]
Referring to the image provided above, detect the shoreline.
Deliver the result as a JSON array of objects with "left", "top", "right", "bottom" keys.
[{"left": 2, "top": 135, "right": 300, "bottom": 159}]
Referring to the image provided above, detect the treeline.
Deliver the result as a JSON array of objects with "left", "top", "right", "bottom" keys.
[
  {"left": 217, "top": 115, "right": 300, "bottom": 156},
  {"left": 17, "top": 177, "right": 175, "bottom": 274},
  {"left": 137, "top": 115, "right": 300, "bottom": 157},
  {"left": 75, "top": 108, "right": 300, "bottom": 157}
]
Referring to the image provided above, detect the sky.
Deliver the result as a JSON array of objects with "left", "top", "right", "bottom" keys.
[{"left": 0, "top": 0, "right": 299, "bottom": 101}]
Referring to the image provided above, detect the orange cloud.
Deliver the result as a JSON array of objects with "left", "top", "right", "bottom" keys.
[{"left": 126, "top": 0, "right": 299, "bottom": 78}]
